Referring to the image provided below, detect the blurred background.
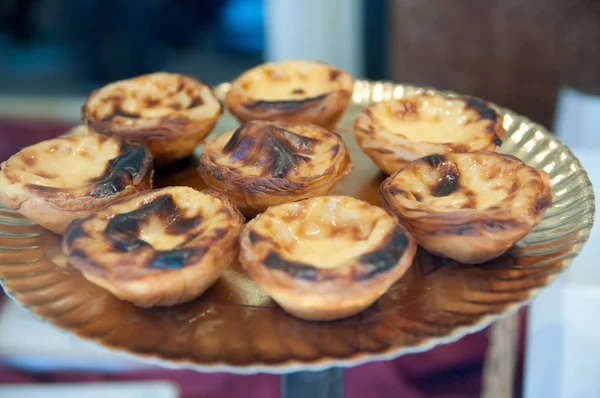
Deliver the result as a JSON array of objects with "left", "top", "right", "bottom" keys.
[
  {"left": 0, "top": 0, "right": 265, "bottom": 94},
  {"left": 1, "top": 0, "right": 600, "bottom": 127},
  {"left": 1, "top": 1, "right": 599, "bottom": 397}
]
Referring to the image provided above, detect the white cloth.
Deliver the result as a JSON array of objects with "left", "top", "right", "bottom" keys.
[{"left": 524, "top": 87, "right": 600, "bottom": 398}]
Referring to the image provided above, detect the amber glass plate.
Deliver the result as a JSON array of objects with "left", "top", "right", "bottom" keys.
[{"left": 0, "top": 81, "right": 594, "bottom": 374}]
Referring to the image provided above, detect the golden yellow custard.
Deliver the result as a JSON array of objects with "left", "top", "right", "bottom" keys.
[
  {"left": 198, "top": 120, "right": 353, "bottom": 216},
  {"left": 82, "top": 72, "right": 222, "bottom": 165},
  {"left": 226, "top": 59, "right": 354, "bottom": 130},
  {"left": 355, "top": 93, "right": 506, "bottom": 175},
  {"left": 380, "top": 152, "right": 552, "bottom": 264},
  {"left": 62, "top": 187, "right": 244, "bottom": 307},
  {"left": 0, "top": 133, "right": 153, "bottom": 234},
  {"left": 239, "top": 196, "right": 417, "bottom": 321}
]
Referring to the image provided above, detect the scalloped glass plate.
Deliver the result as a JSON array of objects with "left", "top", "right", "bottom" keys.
[{"left": 0, "top": 81, "right": 594, "bottom": 374}]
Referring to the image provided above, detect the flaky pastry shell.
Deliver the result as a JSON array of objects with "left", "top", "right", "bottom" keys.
[
  {"left": 355, "top": 93, "right": 506, "bottom": 175},
  {"left": 226, "top": 59, "right": 354, "bottom": 130},
  {"left": 380, "top": 152, "right": 552, "bottom": 264},
  {"left": 62, "top": 187, "right": 244, "bottom": 307},
  {"left": 0, "top": 132, "right": 153, "bottom": 234},
  {"left": 198, "top": 120, "right": 353, "bottom": 217},
  {"left": 239, "top": 196, "right": 417, "bottom": 321},
  {"left": 82, "top": 72, "right": 222, "bottom": 165}
]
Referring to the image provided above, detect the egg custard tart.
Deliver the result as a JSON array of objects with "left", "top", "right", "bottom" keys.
[
  {"left": 380, "top": 152, "right": 552, "bottom": 264},
  {"left": 198, "top": 120, "right": 353, "bottom": 217},
  {"left": 63, "top": 187, "right": 244, "bottom": 307},
  {"left": 0, "top": 133, "right": 153, "bottom": 234},
  {"left": 239, "top": 196, "right": 417, "bottom": 321},
  {"left": 226, "top": 59, "right": 354, "bottom": 130},
  {"left": 355, "top": 93, "right": 506, "bottom": 175},
  {"left": 82, "top": 72, "right": 222, "bottom": 165}
]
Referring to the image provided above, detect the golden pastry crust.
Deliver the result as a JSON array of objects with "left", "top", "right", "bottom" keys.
[
  {"left": 62, "top": 187, "right": 244, "bottom": 307},
  {"left": 82, "top": 72, "right": 222, "bottom": 165},
  {"left": 64, "top": 124, "right": 95, "bottom": 137},
  {"left": 380, "top": 152, "right": 552, "bottom": 264},
  {"left": 0, "top": 132, "right": 153, "bottom": 234},
  {"left": 239, "top": 196, "right": 417, "bottom": 321},
  {"left": 355, "top": 93, "right": 506, "bottom": 175},
  {"left": 198, "top": 120, "right": 353, "bottom": 217},
  {"left": 226, "top": 59, "right": 354, "bottom": 130}
]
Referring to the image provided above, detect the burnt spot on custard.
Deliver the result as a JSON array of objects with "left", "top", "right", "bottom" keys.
[
  {"left": 104, "top": 195, "right": 178, "bottom": 245},
  {"left": 112, "top": 107, "right": 141, "bottom": 119},
  {"left": 422, "top": 154, "right": 445, "bottom": 169},
  {"left": 431, "top": 163, "right": 460, "bottom": 197},
  {"left": 449, "top": 143, "right": 470, "bottom": 153},
  {"left": 393, "top": 98, "right": 419, "bottom": 118},
  {"left": 510, "top": 180, "right": 521, "bottom": 194},
  {"left": 188, "top": 96, "right": 204, "bottom": 109},
  {"left": 533, "top": 194, "right": 552, "bottom": 215},
  {"left": 63, "top": 219, "right": 90, "bottom": 247},
  {"left": 21, "top": 154, "right": 36, "bottom": 167},
  {"left": 222, "top": 122, "right": 318, "bottom": 178},
  {"left": 212, "top": 228, "right": 228, "bottom": 240},
  {"left": 329, "top": 69, "right": 341, "bottom": 80},
  {"left": 463, "top": 189, "right": 478, "bottom": 208},
  {"left": 483, "top": 220, "right": 516, "bottom": 233},
  {"left": 69, "top": 248, "right": 89, "bottom": 262},
  {"left": 88, "top": 140, "right": 149, "bottom": 198},
  {"left": 78, "top": 149, "right": 93, "bottom": 159},
  {"left": 149, "top": 248, "right": 194, "bottom": 269},
  {"left": 243, "top": 94, "right": 328, "bottom": 111},
  {"left": 145, "top": 97, "right": 160, "bottom": 108},
  {"left": 24, "top": 184, "right": 61, "bottom": 194},
  {"left": 330, "top": 144, "right": 340, "bottom": 160},
  {"left": 417, "top": 155, "right": 462, "bottom": 198},
  {"left": 165, "top": 215, "right": 202, "bottom": 235},
  {"left": 262, "top": 225, "right": 410, "bottom": 281},
  {"left": 427, "top": 225, "right": 480, "bottom": 237},
  {"left": 463, "top": 96, "right": 497, "bottom": 121},
  {"left": 386, "top": 186, "right": 405, "bottom": 196},
  {"left": 96, "top": 92, "right": 138, "bottom": 122},
  {"left": 486, "top": 164, "right": 502, "bottom": 180},
  {"left": 264, "top": 251, "right": 320, "bottom": 280},
  {"left": 292, "top": 88, "right": 305, "bottom": 95},
  {"left": 102, "top": 195, "right": 206, "bottom": 269},
  {"left": 357, "top": 227, "right": 409, "bottom": 279},
  {"left": 100, "top": 93, "right": 123, "bottom": 105}
]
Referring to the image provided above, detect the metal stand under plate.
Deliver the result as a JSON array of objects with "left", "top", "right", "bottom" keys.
[{"left": 282, "top": 368, "right": 344, "bottom": 398}]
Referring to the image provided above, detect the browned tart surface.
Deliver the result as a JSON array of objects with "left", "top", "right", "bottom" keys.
[
  {"left": 83, "top": 72, "right": 222, "bottom": 165},
  {"left": 355, "top": 93, "right": 506, "bottom": 175},
  {"left": 62, "top": 187, "right": 244, "bottom": 307},
  {"left": 198, "top": 120, "right": 353, "bottom": 216},
  {"left": 0, "top": 132, "right": 153, "bottom": 234},
  {"left": 226, "top": 59, "right": 354, "bottom": 129},
  {"left": 239, "top": 196, "right": 416, "bottom": 320},
  {"left": 381, "top": 152, "right": 552, "bottom": 263}
]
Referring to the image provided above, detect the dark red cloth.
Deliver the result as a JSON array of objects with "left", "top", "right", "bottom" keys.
[
  {"left": 0, "top": 333, "right": 487, "bottom": 398},
  {"left": 0, "top": 119, "right": 75, "bottom": 162}
]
